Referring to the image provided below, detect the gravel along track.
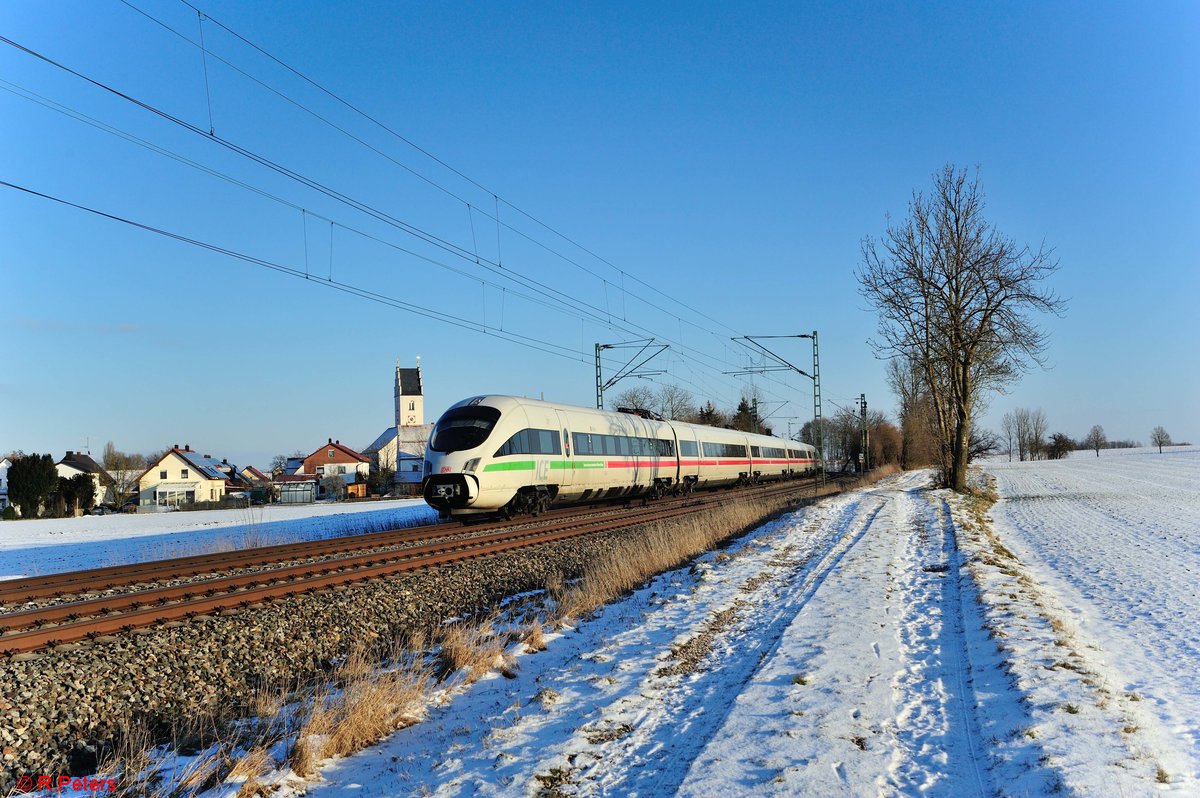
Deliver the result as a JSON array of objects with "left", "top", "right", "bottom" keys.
[{"left": 0, "top": 521, "right": 645, "bottom": 791}]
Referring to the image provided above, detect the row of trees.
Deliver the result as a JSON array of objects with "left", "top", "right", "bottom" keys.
[
  {"left": 999, "top": 411, "right": 1176, "bottom": 460},
  {"left": 610, "top": 384, "right": 778, "bottom": 435},
  {"left": 609, "top": 383, "right": 907, "bottom": 471}
]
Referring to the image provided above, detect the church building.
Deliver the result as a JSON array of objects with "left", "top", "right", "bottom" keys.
[{"left": 363, "top": 357, "right": 435, "bottom": 491}]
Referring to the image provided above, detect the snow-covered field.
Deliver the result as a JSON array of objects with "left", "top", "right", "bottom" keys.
[
  {"left": 10, "top": 447, "right": 1199, "bottom": 796},
  {"left": 0, "top": 499, "right": 437, "bottom": 579}
]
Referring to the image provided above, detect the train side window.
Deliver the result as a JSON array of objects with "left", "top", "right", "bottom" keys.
[
  {"left": 705, "top": 441, "right": 747, "bottom": 458},
  {"left": 572, "top": 432, "right": 592, "bottom": 455},
  {"left": 494, "top": 429, "right": 524, "bottom": 457},
  {"left": 495, "top": 428, "right": 561, "bottom": 457},
  {"left": 751, "top": 446, "right": 761, "bottom": 457},
  {"left": 536, "top": 429, "right": 561, "bottom": 455},
  {"left": 680, "top": 439, "right": 697, "bottom": 457}
]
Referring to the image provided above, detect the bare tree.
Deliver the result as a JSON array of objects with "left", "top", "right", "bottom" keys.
[
  {"left": 1151, "top": 426, "right": 1171, "bottom": 453},
  {"left": 1025, "top": 408, "right": 1048, "bottom": 460},
  {"left": 1000, "top": 411, "right": 1017, "bottom": 462},
  {"left": 102, "top": 441, "right": 144, "bottom": 507},
  {"left": 657, "top": 383, "right": 695, "bottom": 421},
  {"left": 610, "top": 385, "right": 656, "bottom": 413},
  {"left": 969, "top": 428, "right": 1000, "bottom": 461},
  {"left": 858, "top": 166, "right": 1065, "bottom": 490},
  {"left": 1083, "top": 425, "right": 1107, "bottom": 457}
]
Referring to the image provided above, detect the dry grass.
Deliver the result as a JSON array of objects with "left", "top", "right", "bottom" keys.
[
  {"left": 522, "top": 620, "right": 548, "bottom": 653},
  {"left": 554, "top": 499, "right": 765, "bottom": 622},
  {"left": 226, "top": 746, "right": 271, "bottom": 782},
  {"left": 437, "top": 617, "right": 515, "bottom": 682},
  {"left": 290, "top": 651, "right": 432, "bottom": 775}
]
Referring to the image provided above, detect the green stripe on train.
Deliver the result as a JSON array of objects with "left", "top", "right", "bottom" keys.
[
  {"left": 482, "top": 460, "right": 607, "bottom": 472},
  {"left": 482, "top": 461, "right": 536, "bottom": 472}
]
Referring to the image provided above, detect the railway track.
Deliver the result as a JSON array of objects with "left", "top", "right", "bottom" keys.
[{"left": 0, "top": 474, "right": 844, "bottom": 656}]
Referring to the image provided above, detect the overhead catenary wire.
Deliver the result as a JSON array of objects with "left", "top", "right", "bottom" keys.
[
  {"left": 0, "top": 77, "right": 702, "bottom": 341},
  {"left": 128, "top": 0, "right": 745, "bottom": 344},
  {"left": 2, "top": 28, "right": 813, "bottom": 413},
  {"left": 0, "top": 34, "right": 660, "bottom": 340},
  {"left": 0, "top": 179, "right": 583, "bottom": 362},
  {"left": 52, "top": 12, "right": 777, "bottom": 382}
]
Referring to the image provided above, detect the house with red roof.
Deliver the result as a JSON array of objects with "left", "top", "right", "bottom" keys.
[{"left": 297, "top": 438, "right": 370, "bottom": 498}]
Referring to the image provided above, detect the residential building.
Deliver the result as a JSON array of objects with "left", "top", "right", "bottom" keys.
[
  {"left": 0, "top": 457, "right": 10, "bottom": 511},
  {"left": 138, "top": 444, "right": 240, "bottom": 508},
  {"left": 239, "top": 465, "right": 271, "bottom": 486},
  {"left": 56, "top": 451, "right": 114, "bottom": 508},
  {"left": 298, "top": 438, "right": 370, "bottom": 498}
]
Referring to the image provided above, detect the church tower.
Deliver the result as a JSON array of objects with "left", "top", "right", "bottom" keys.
[{"left": 394, "top": 356, "right": 424, "bottom": 428}]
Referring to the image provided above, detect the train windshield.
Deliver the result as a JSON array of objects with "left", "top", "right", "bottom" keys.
[{"left": 429, "top": 406, "right": 502, "bottom": 453}]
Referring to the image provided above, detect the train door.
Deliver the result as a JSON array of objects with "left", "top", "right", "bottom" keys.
[{"left": 554, "top": 409, "right": 574, "bottom": 489}]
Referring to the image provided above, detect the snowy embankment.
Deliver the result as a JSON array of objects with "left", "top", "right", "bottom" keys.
[
  {"left": 0, "top": 499, "right": 437, "bottom": 579},
  {"left": 231, "top": 453, "right": 1198, "bottom": 797}
]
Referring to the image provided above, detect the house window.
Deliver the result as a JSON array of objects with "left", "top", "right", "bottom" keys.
[
  {"left": 160, "top": 470, "right": 167, "bottom": 480},
  {"left": 337, "top": 465, "right": 346, "bottom": 474},
  {"left": 328, "top": 449, "right": 335, "bottom": 458},
  {"left": 316, "top": 466, "right": 325, "bottom": 475},
  {"left": 181, "top": 468, "right": 189, "bottom": 479}
]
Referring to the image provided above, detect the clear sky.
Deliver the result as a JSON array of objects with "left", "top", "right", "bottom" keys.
[{"left": 2, "top": 0, "right": 1197, "bottom": 469}]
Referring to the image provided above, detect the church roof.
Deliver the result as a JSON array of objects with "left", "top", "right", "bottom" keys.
[{"left": 398, "top": 367, "right": 422, "bottom": 395}]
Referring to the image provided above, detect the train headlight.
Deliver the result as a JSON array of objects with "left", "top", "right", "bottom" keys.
[{"left": 462, "top": 458, "right": 480, "bottom": 473}]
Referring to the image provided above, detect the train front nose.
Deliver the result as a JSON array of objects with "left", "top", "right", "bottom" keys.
[{"left": 423, "top": 472, "right": 479, "bottom": 510}]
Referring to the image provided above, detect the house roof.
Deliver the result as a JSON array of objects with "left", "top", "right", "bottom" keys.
[
  {"left": 363, "top": 427, "right": 397, "bottom": 454},
  {"left": 138, "top": 446, "right": 236, "bottom": 483},
  {"left": 241, "top": 465, "right": 270, "bottom": 482},
  {"left": 363, "top": 427, "right": 428, "bottom": 459},
  {"left": 58, "top": 451, "right": 105, "bottom": 475},
  {"left": 59, "top": 451, "right": 115, "bottom": 484},
  {"left": 273, "top": 473, "right": 319, "bottom": 484},
  {"left": 304, "top": 439, "right": 370, "bottom": 464}
]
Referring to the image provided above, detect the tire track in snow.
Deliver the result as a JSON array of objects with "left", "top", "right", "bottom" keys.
[
  {"left": 883, "top": 486, "right": 990, "bottom": 797},
  {"left": 577, "top": 488, "right": 892, "bottom": 796}
]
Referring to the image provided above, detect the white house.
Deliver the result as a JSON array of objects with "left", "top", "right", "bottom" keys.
[
  {"left": 138, "top": 445, "right": 234, "bottom": 508},
  {"left": 56, "top": 451, "right": 113, "bottom": 508},
  {"left": 0, "top": 457, "right": 10, "bottom": 511}
]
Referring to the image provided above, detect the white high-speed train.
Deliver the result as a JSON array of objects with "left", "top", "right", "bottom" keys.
[{"left": 422, "top": 395, "right": 820, "bottom": 518}]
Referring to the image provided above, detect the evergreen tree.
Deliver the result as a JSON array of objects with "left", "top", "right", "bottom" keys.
[
  {"left": 695, "top": 401, "right": 723, "bottom": 427},
  {"left": 7, "top": 454, "right": 58, "bottom": 518},
  {"left": 731, "top": 399, "right": 755, "bottom": 432}
]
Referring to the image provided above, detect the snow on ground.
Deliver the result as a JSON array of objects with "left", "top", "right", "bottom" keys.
[
  {"left": 0, "top": 499, "right": 437, "bottom": 579},
  {"left": 15, "top": 448, "right": 1195, "bottom": 795},
  {"left": 190, "top": 471, "right": 1026, "bottom": 796},
  {"left": 974, "top": 445, "right": 1200, "bottom": 792},
  {"left": 224, "top": 452, "right": 1198, "bottom": 797}
]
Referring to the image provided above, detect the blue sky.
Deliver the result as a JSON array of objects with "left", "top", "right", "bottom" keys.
[{"left": 2, "top": 0, "right": 1197, "bottom": 468}]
